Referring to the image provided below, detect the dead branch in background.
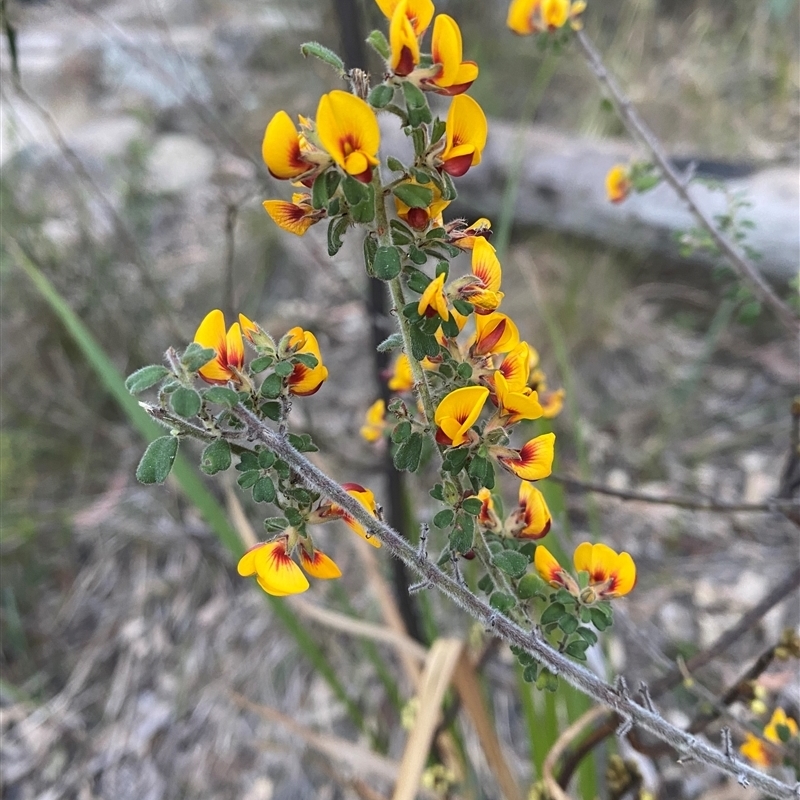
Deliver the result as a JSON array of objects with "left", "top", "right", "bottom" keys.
[{"left": 574, "top": 28, "right": 800, "bottom": 336}]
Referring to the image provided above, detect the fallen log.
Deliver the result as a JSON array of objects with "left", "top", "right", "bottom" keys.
[{"left": 447, "top": 122, "right": 798, "bottom": 281}]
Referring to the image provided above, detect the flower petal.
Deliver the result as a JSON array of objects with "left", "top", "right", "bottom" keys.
[
  {"left": 443, "top": 95, "right": 488, "bottom": 174},
  {"left": 534, "top": 544, "right": 565, "bottom": 586},
  {"left": 471, "top": 236, "right": 502, "bottom": 292},
  {"left": 300, "top": 546, "right": 342, "bottom": 579},
  {"left": 507, "top": 0, "right": 541, "bottom": 34},
  {"left": 253, "top": 540, "right": 310, "bottom": 595},
  {"left": 263, "top": 200, "right": 317, "bottom": 236},
  {"left": 390, "top": 0, "right": 420, "bottom": 75},
  {"left": 316, "top": 91, "right": 380, "bottom": 179},
  {"left": 262, "top": 110, "right": 313, "bottom": 180},
  {"left": 517, "top": 481, "right": 551, "bottom": 539},
  {"left": 499, "top": 432, "right": 555, "bottom": 480}
]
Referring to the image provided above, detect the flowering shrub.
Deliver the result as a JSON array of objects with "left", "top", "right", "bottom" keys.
[{"left": 123, "top": 0, "right": 800, "bottom": 795}]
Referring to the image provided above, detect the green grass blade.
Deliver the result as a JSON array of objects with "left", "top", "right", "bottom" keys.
[{"left": 16, "top": 249, "right": 364, "bottom": 731}]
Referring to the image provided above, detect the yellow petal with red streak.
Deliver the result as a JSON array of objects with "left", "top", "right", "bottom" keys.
[
  {"left": 316, "top": 91, "right": 380, "bottom": 178},
  {"left": 534, "top": 544, "right": 564, "bottom": 586},
  {"left": 418, "top": 272, "right": 449, "bottom": 319},
  {"left": 253, "top": 541, "right": 310, "bottom": 595},
  {"left": 500, "top": 432, "right": 555, "bottom": 480},
  {"left": 435, "top": 386, "right": 489, "bottom": 446},
  {"left": 443, "top": 95, "right": 488, "bottom": 168},
  {"left": 390, "top": 0, "right": 420, "bottom": 75},
  {"left": 263, "top": 200, "right": 316, "bottom": 236},
  {"left": 262, "top": 110, "right": 311, "bottom": 180},
  {"left": 472, "top": 236, "right": 502, "bottom": 292},
  {"left": 300, "top": 547, "right": 342, "bottom": 579}
]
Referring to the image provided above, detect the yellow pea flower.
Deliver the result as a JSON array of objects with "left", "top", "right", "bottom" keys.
[
  {"left": 374, "top": 0, "right": 434, "bottom": 36},
  {"left": 285, "top": 327, "right": 329, "bottom": 396},
  {"left": 193, "top": 309, "right": 245, "bottom": 385},
  {"left": 360, "top": 399, "right": 387, "bottom": 442},
  {"left": 434, "top": 386, "right": 489, "bottom": 447},
  {"left": 470, "top": 312, "right": 520, "bottom": 357},
  {"left": 534, "top": 545, "right": 577, "bottom": 593},
  {"left": 394, "top": 179, "right": 450, "bottom": 230},
  {"left": 440, "top": 94, "right": 488, "bottom": 178},
  {"left": 427, "top": 14, "right": 479, "bottom": 96},
  {"left": 606, "top": 164, "right": 632, "bottom": 203},
  {"left": 418, "top": 272, "right": 450, "bottom": 320},
  {"left": 495, "top": 432, "right": 555, "bottom": 480},
  {"left": 507, "top": 0, "right": 585, "bottom": 34},
  {"left": 447, "top": 217, "right": 493, "bottom": 250},
  {"left": 263, "top": 192, "right": 324, "bottom": 236},
  {"left": 389, "top": 0, "right": 420, "bottom": 76},
  {"left": 262, "top": 110, "right": 328, "bottom": 182},
  {"left": 463, "top": 237, "right": 504, "bottom": 312},
  {"left": 316, "top": 91, "right": 380, "bottom": 184},
  {"left": 388, "top": 353, "right": 415, "bottom": 392},
  {"left": 510, "top": 481, "right": 552, "bottom": 539},
  {"left": 238, "top": 538, "right": 310, "bottom": 596},
  {"left": 493, "top": 370, "right": 543, "bottom": 424},
  {"left": 476, "top": 487, "right": 502, "bottom": 532},
  {"left": 573, "top": 542, "right": 637, "bottom": 599}
]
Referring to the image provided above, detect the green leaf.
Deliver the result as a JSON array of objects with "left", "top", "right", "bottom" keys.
[
  {"left": 391, "top": 420, "right": 412, "bottom": 443},
  {"left": 468, "top": 455, "right": 495, "bottom": 490},
  {"left": 492, "top": 550, "right": 528, "bottom": 579},
  {"left": 406, "top": 266, "right": 432, "bottom": 294},
  {"left": 342, "top": 175, "right": 369, "bottom": 206},
  {"left": 558, "top": 615, "right": 579, "bottom": 635},
  {"left": 252, "top": 476, "right": 277, "bottom": 503},
  {"left": 452, "top": 299, "right": 474, "bottom": 316},
  {"left": 299, "top": 41, "right": 345, "bottom": 75},
  {"left": 350, "top": 187, "right": 375, "bottom": 224},
  {"left": 461, "top": 497, "right": 483, "bottom": 516},
  {"left": 565, "top": 640, "right": 589, "bottom": 661},
  {"left": 433, "top": 509, "right": 455, "bottom": 529},
  {"left": 260, "top": 401, "right": 281, "bottom": 420},
  {"left": 200, "top": 439, "right": 232, "bottom": 475},
  {"left": 363, "top": 233, "right": 377, "bottom": 275},
  {"left": 250, "top": 355, "right": 274, "bottom": 372},
  {"left": 311, "top": 172, "right": 332, "bottom": 209},
  {"left": 577, "top": 627, "right": 598, "bottom": 646},
  {"left": 369, "top": 83, "right": 395, "bottom": 109},
  {"left": 274, "top": 360, "right": 294, "bottom": 378},
  {"left": 536, "top": 668, "right": 559, "bottom": 692},
  {"left": 377, "top": 333, "right": 404, "bottom": 352},
  {"left": 125, "top": 364, "right": 169, "bottom": 394},
  {"left": 288, "top": 433, "right": 319, "bottom": 453},
  {"left": 258, "top": 449, "right": 276, "bottom": 469},
  {"left": 429, "top": 483, "right": 444, "bottom": 501},
  {"left": 407, "top": 103, "right": 432, "bottom": 128},
  {"left": 294, "top": 353, "right": 319, "bottom": 369},
  {"left": 541, "top": 602, "right": 566, "bottom": 625},
  {"left": 477, "top": 573, "right": 494, "bottom": 592},
  {"left": 366, "top": 29, "right": 390, "bottom": 59},
  {"left": 409, "top": 168, "right": 431, "bottom": 185},
  {"left": 237, "top": 470, "right": 260, "bottom": 489},
  {"left": 408, "top": 245, "right": 428, "bottom": 265},
  {"left": 237, "top": 452, "right": 259, "bottom": 471},
  {"left": 522, "top": 664, "right": 538, "bottom": 683},
  {"left": 260, "top": 372, "right": 283, "bottom": 399},
  {"left": 203, "top": 386, "right": 239, "bottom": 407},
  {"left": 589, "top": 607, "right": 611, "bottom": 631},
  {"left": 327, "top": 216, "right": 349, "bottom": 256},
  {"left": 273, "top": 459, "right": 291, "bottom": 480},
  {"left": 430, "top": 117, "right": 446, "bottom": 145},
  {"left": 449, "top": 526, "right": 472, "bottom": 554},
  {"left": 136, "top": 436, "right": 179, "bottom": 484},
  {"left": 264, "top": 516, "right": 290, "bottom": 532},
  {"left": 284, "top": 507, "right": 303, "bottom": 527},
  {"left": 489, "top": 592, "right": 516, "bottom": 613},
  {"left": 442, "top": 447, "right": 469, "bottom": 474},
  {"left": 409, "top": 325, "right": 438, "bottom": 361},
  {"left": 373, "top": 245, "right": 402, "bottom": 280},
  {"left": 171, "top": 386, "right": 202, "bottom": 418},
  {"left": 453, "top": 364, "right": 473, "bottom": 383},
  {"left": 393, "top": 182, "right": 434, "bottom": 209},
  {"left": 393, "top": 432, "right": 423, "bottom": 472},
  {"left": 402, "top": 80, "right": 427, "bottom": 109},
  {"left": 386, "top": 156, "right": 405, "bottom": 172},
  {"left": 517, "top": 574, "right": 540, "bottom": 599},
  {"left": 181, "top": 342, "right": 216, "bottom": 373}
]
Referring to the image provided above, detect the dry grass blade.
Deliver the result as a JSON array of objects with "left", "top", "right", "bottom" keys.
[
  {"left": 230, "top": 691, "right": 439, "bottom": 795},
  {"left": 354, "top": 535, "right": 424, "bottom": 689},
  {"left": 542, "top": 706, "right": 609, "bottom": 800},
  {"left": 288, "top": 596, "right": 427, "bottom": 663},
  {"left": 392, "top": 638, "right": 465, "bottom": 800},
  {"left": 452, "top": 659, "right": 524, "bottom": 800}
]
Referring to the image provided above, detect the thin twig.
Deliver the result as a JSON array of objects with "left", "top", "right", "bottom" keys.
[
  {"left": 216, "top": 401, "right": 797, "bottom": 800},
  {"left": 551, "top": 473, "right": 798, "bottom": 514},
  {"left": 574, "top": 28, "right": 800, "bottom": 335}
]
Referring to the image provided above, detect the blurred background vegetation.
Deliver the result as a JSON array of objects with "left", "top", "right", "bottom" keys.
[{"left": 1, "top": 0, "right": 798, "bottom": 797}]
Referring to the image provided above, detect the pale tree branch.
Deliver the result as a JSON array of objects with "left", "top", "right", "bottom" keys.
[{"left": 574, "top": 28, "right": 800, "bottom": 336}]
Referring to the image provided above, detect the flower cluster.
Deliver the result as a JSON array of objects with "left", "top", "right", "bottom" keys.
[
  {"left": 740, "top": 707, "right": 799, "bottom": 768},
  {"left": 507, "top": 0, "right": 586, "bottom": 35}
]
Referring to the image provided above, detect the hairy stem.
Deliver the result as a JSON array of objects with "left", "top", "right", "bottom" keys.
[{"left": 225, "top": 401, "right": 797, "bottom": 800}]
